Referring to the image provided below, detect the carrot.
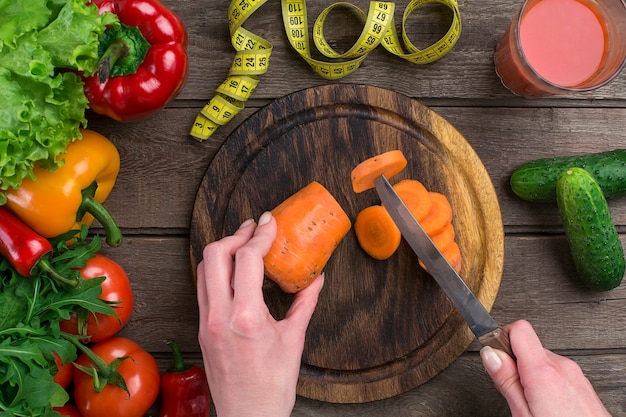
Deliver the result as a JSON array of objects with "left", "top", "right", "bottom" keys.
[
  {"left": 420, "top": 192, "right": 453, "bottom": 236},
  {"left": 419, "top": 240, "right": 463, "bottom": 274},
  {"left": 263, "top": 181, "right": 352, "bottom": 293},
  {"left": 351, "top": 150, "right": 408, "bottom": 193},
  {"left": 354, "top": 205, "right": 402, "bottom": 260},
  {"left": 441, "top": 241, "right": 462, "bottom": 274},
  {"left": 393, "top": 179, "right": 432, "bottom": 222},
  {"left": 429, "top": 222, "right": 455, "bottom": 251}
]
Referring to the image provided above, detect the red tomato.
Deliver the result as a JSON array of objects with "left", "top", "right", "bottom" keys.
[
  {"left": 60, "top": 254, "right": 134, "bottom": 342},
  {"left": 52, "top": 352, "right": 73, "bottom": 389},
  {"left": 73, "top": 337, "right": 160, "bottom": 417},
  {"left": 54, "top": 403, "right": 83, "bottom": 417}
]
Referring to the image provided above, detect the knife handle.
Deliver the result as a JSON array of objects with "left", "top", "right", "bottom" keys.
[{"left": 479, "top": 327, "right": 515, "bottom": 359}]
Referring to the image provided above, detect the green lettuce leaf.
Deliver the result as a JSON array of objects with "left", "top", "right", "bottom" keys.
[
  {"left": 0, "top": 0, "right": 51, "bottom": 48},
  {"left": 0, "top": 0, "right": 118, "bottom": 201},
  {"left": 38, "top": 0, "right": 118, "bottom": 75}
]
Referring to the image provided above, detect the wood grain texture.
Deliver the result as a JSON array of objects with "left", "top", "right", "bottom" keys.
[
  {"left": 77, "top": 0, "right": 626, "bottom": 414},
  {"left": 97, "top": 232, "right": 626, "bottom": 414},
  {"left": 172, "top": 0, "right": 626, "bottom": 102},
  {"left": 188, "top": 84, "right": 505, "bottom": 402},
  {"left": 86, "top": 106, "right": 626, "bottom": 232}
]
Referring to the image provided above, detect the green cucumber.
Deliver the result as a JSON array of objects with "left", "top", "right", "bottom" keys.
[
  {"left": 556, "top": 168, "right": 625, "bottom": 291},
  {"left": 511, "top": 149, "right": 626, "bottom": 203}
]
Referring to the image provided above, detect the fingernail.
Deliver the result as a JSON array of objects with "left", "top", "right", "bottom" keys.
[
  {"left": 319, "top": 273, "right": 325, "bottom": 291},
  {"left": 480, "top": 346, "right": 503, "bottom": 373},
  {"left": 239, "top": 218, "right": 255, "bottom": 228},
  {"left": 258, "top": 211, "right": 272, "bottom": 226}
]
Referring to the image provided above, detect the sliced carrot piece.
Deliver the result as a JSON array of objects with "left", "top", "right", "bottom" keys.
[
  {"left": 429, "top": 222, "right": 455, "bottom": 251},
  {"left": 264, "top": 181, "right": 352, "bottom": 293},
  {"left": 354, "top": 205, "right": 402, "bottom": 260},
  {"left": 351, "top": 150, "right": 408, "bottom": 193},
  {"left": 442, "top": 240, "right": 462, "bottom": 274},
  {"left": 420, "top": 192, "right": 453, "bottom": 236},
  {"left": 392, "top": 179, "right": 432, "bottom": 222},
  {"left": 419, "top": 239, "right": 463, "bottom": 274}
]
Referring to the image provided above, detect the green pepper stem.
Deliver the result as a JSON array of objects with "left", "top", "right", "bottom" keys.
[
  {"left": 80, "top": 196, "right": 123, "bottom": 247},
  {"left": 79, "top": 182, "right": 123, "bottom": 247},
  {"left": 36, "top": 256, "right": 79, "bottom": 287},
  {"left": 98, "top": 38, "right": 129, "bottom": 83},
  {"left": 166, "top": 340, "right": 191, "bottom": 373},
  {"left": 96, "top": 24, "right": 150, "bottom": 82}
]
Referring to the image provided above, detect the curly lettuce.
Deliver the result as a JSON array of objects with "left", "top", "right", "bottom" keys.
[{"left": 0, "top": 0, "right": 118, "bottom": 202}]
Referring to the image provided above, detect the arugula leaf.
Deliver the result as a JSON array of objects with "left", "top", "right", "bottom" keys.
[
  {"left": 0, "top": 230, "right": 117, "bottom": 416},
  {"left": 0, "top": 0, "right": 118, "bottom": 200},
  {"left": 51, "top": 230, "right": 102, "bottom": 278},
  {"left": 0, "top": 272, "right": 29, "bottom": 331},
  {"left": 0, "top": 362, "right": 66, "bottom": 416},
  {"left": 41, "top": 276, "right": 112, "bottom": 323},
  {"left": 0, "top": 337, "right": 49, "bottom": 376}
]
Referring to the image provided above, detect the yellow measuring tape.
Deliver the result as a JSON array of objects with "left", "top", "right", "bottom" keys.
[{"left": 190, "top": 0, "right": 462, "bottom": 141}]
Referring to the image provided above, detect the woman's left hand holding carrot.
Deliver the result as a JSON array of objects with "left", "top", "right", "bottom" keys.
[{"left": 196, "top": 211, "right": 324, "bottom": 417}]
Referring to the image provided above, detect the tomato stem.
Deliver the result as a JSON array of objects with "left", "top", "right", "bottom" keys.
[{"left": 62, "top": 332, "right": 131, "bottom": 396}]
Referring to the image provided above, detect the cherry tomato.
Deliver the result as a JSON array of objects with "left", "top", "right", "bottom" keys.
[
  {"left": 52, "top": 352, "right": 73, "bottom": 389},
  {"left": 73, "top": 337, "right": 160, "bottom": 417},
  {"left": 60, "top": 254, "right": 134, "bottom": 342},
  {"left": 54, "top": 403, "right": 83, "bottom": 417}
]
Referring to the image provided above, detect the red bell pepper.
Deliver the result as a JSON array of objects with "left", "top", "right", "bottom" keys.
[
  {"left": 83, "top": 0, "right": 188, "bottom": 122},
  {"left": 0, "top": 207, "right": 77, "bottom": 286},
  {"left": 158, "top": 340, "right": 211, "bottom": 417}
]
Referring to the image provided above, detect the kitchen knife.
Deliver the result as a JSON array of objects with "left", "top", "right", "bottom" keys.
[{"left": 375, "top": 175, "right": 514, "bottom": 357}]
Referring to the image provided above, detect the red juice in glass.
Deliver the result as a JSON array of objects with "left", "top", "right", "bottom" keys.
[{"left": 494, "top": 0, "right": 626, "bottom": 97}]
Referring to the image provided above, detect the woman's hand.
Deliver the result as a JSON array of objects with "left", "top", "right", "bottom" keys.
[
  {"left": 196, "top": 212, "right": 324, "bottom": 417},
  {"left": 481, "top": 320, "right": 611, "bottom": 417}
]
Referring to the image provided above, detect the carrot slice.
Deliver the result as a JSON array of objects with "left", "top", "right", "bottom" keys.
[
  {"left": 393, "top": 179, "right": 432, "bottom": 222},
  {"left": 429, "top": 222, "right": 455, "bottom": 251},
  {"left": 420, "top": 192, "right": 453, "bottom": 236},
  {"left": 441, "top": 241, "right": 462, "bottom": 274},
  {"left": 419, "top": 239, "right": 463, "bottom": 274},
  {"left": 264, "top": 181, "right": 352, "bottom": 293},
  {"left": 351, "top": 150, "right": 408, "bottom": 193},
  {"left": 354, "top": 205, "right": 402, "bottom": 260}
]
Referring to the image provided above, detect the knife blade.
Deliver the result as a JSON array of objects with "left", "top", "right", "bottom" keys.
[{"left": 375, "top": 175, "right": 513, "bottom": 357}]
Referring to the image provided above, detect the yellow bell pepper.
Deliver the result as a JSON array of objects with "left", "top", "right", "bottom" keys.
[{"left": 4, "top": 129, "right": 122, "bottom": 246}]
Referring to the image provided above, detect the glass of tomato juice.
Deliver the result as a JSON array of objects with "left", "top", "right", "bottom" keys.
[{"left": 494, "top": 0, "right": 626, "bottom": 97}]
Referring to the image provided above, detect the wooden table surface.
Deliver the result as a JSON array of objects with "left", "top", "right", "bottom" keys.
[{"left": 85, "top": 0, "right": 626, "bottom": 415}]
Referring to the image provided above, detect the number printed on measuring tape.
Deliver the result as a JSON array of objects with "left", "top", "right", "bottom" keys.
[
  {"left": 191, "top": 0, "right": 271, "bottom": 141},
  {"left": 191, "top": 0, "right": 462, "bottom": 141}
]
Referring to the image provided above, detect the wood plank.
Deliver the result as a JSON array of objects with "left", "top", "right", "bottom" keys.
[
  {"left": 145, "top": 352, "right": 625, "bottom": 416},
  {"left": 79, "top": 1, "right": 626, "bottom": 414},
  {"left": 290, "top": 354, "right": 626, "bottom": 417},
  {"left": 187, "top": 84, "right": 506, "bottom": 402},
  {"left": 104, "top": 232, "right": 626, "bottom": 414},
  {"left": 101, "top": 234, "right": 626, "bottom": 354},
  {"left": 87, "top": 106, "right": 626, "bottom": 232},
  {"left": 168, "top": 0, "right": 626, "bottom": 101}
]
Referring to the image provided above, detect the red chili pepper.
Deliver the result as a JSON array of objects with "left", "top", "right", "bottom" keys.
[
  {"left": 0, "top": 207, "right": 77, "bottom": 286},
  {"left": 158, "top": 340, "right": 211, "bottom": 417},
  {"left": 83, "top": 0, "right": 188, "bottom": 122}
]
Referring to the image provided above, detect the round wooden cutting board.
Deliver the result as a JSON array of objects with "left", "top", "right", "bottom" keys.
[{"left": 189, "top": 84, "right": 504, "bottom": 403}]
